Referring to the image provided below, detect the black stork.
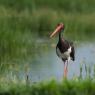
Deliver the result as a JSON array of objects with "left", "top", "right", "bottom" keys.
[{"left": 50, "top": 23, "right": 75, "bottom": 78}]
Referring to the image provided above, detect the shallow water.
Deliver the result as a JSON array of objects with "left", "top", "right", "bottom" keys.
[
  {"left": 2, "top": 39, "right": 95, "bottom": 82},
  {"left": 22, "top": 40, "right": 95, "bottom": 82}
]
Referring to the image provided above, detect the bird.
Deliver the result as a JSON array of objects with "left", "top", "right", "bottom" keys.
[{"left": 50, "top": 23, "right": 75, "bottom": 78}]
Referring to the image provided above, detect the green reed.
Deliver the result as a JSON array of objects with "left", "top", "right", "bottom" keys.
[
  {"left": 0, "top": 62, "right": 95, "bottom": 95},
  {"left": 0, "top": 0, "right": 95, "bottom": 13},
  {"left": 0, "top": 79, "right": 95, "bottom": 95}
]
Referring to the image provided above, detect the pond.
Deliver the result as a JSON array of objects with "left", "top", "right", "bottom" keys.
[
  {"left": 27, "top": 40, "right": 95, "bottom": 82},
  {"left": 1, "top": 37, "right": 95, "bottom": 83}
]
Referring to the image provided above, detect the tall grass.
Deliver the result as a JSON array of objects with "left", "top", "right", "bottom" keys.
[
  {"left": 0, "top": 2, "right": 95, "bottom": 64},
  {"left": 0, "top": 0, "right": 95, "bottom": 13},
  {"left": 0, "top": 7, "right": 95, "bottom": 38},
  {"left": 0, "top": 79, "right": 95, "bottom": 95},
  {"left": 0, "top": 62, "right": 95, "bottom": 95}
]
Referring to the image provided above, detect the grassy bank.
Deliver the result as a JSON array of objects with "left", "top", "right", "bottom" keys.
[
  {"left": 0, "top": 79, "right": 95, "bottom": 95},
  {"left": 0, "top": 62, "right": 95, "bottom": 95}
]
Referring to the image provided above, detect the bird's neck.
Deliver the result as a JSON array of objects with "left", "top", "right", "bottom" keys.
[
  {"left": 58, "top": 30, "right": 65, "bottom": 43},
  {"left": 59, "top": 32, "right": 61, "bottom": 40},
  {"left": 59, "top": 31, "right": 64, "bottom": 41}
]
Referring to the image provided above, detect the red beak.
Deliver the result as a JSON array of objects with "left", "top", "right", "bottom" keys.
[{"left": 50, "top": 23, "right": 64, "bottom": 38}]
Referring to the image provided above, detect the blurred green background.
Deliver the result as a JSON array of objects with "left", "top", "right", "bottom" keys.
[
  {"left": 0, "top": 0, "right": 95, "bottom": 94},
  {"left": 0, "top": 0, "right": 95, "bottom": 62}
]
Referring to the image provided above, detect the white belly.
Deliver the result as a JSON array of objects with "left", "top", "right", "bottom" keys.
[{"left": 56, "top": 47, "right": 71, "bottom": 61}]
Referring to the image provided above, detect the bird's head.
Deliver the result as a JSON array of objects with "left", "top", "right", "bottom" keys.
[{"left": 50, "top": 23, "right": 64, "bottom": 38}]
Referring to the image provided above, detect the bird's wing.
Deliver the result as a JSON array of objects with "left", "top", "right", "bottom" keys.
[
  {"left": 70, "top": 44, "right": 75, "bottom": 61},
  {"left": 59, "top": 39, "right": 70, "bottom": 53}
]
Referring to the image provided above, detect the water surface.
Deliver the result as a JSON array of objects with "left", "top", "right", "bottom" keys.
[
  {"left": 23, "top": 40, "right": 95, "bottom": 82},
  {"left": 1, "top": 38, "right": 95, "bottom": 83}
]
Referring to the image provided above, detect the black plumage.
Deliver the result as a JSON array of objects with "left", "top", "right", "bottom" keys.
[
  {"left": 50, "top": 23, "right": 75, "bottom": 78},
  {"left": 56, "top": 32, "right": 75, "bottom": 62}
]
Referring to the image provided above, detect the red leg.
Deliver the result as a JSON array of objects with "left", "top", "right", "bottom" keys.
[{"left": 64, "top": 61, "right": 68, "bottom": 78}]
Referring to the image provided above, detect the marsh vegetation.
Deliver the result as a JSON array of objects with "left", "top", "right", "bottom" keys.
[{"left": 0, "top": 0, "right": 95, "bottom": 94}]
